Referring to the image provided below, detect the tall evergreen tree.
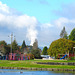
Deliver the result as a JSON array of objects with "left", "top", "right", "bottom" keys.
[
  {"left": 42, "top": 46, "right": 48, "bottom": 55},
  {"left": 60, "top": 27, "right": 68, "bottom": 39},
  {"left": 12, "top": 40, "right": 19, "bottom": 53},
  {"left": 32, "top": 39, "right": 38, "bottom": 50},
  {"left": 21, "top": 40, "right": 26, "bottom": 49},
  {"left": 69, "top": 28, "right": 75, "bottom": 42},
  {"left": 21, "top": 40, "right": 26, "bottom": 52}
]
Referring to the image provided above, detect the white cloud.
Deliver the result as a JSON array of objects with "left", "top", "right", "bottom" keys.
[
  {"left": 0, "top": 1, "right": 38, "bottom": 46},
  {"left": 41, "top": 23, "right": 53, "bottom": 29},
  {"left": 0, "top": 1, "right": 10, "bottom": 14},
  {"left": 0, "top": 1, "right": 75, "bottom": 47},
  {"left": 54, "top": 17, "right": 69, "bottom": 28},
  {"left": 54, "top": 17, "right": 75, "bottom": 28}
]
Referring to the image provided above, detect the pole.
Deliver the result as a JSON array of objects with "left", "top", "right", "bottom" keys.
[
  {"left": 11, "top": 33, "right": 13, "bottom": 53},
  {"left": 8, "top": 33, "right": 13, "bottom": 53}
]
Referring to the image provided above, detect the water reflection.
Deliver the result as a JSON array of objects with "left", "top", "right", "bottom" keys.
[{"left": 0, "top": 69, "right": 75, "bottom": 75}]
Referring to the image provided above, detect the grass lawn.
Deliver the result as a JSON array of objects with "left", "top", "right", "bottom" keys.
[{"left": 0, "top": 60, "right": 75, "bottom": 69}]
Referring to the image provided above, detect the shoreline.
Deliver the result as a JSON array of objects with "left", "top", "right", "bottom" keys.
[
  {"left": 36, "top": 62, "right": 75, "bottom": 65},
  {"left": 0, "top": 60, "right": 75, "bottom": 71},
  {"left": 0, "top": 67, "right": 75, "bottom": 71}
]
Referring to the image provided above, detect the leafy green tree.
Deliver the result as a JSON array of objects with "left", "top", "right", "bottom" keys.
[
  {"left": 0, "top": 41, "right": 10, "bottom": 54},
  {"left": 47, "top": 38, "right": 75, "bottom": 58},
  {"left": 69, "top": 28, "right": 75, "bottom": 42},
  {"left": 31, "top": 49, "right": 41, "bottom": 59},
  {"left": 12, "top": 40, "right": 19, "bottom": 53},
  {"left": 60, "top": 27, "right": 68, "bottom": 39},
  {"left": 42, "top": 46, "right": 48, "bottom": 55},
  {"left": 0, "top": 40, "right": 7, "bottom": 46}
]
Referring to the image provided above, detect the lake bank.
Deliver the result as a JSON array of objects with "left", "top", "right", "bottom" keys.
[
  {"left": 0, "top": 66, "right": 75, "bottom": 71},
  {"left": 0, "top": 60, "right": 75, "bottom": 71}
]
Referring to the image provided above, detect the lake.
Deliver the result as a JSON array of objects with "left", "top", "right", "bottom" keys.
[{"left": 0, "top": 69, "right": 75, "bottom": 75}]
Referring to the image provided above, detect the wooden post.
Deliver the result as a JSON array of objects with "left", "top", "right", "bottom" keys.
[
  {"left": 68, "top": 50, "right": 69, "bottom": 60},
  {"left": 73, "top": 47, "right": 75, "bottom": 60}
]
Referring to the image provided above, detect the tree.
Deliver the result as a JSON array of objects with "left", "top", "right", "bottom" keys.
[
  {"left": 60, "top": 27, "right": 68, "bottom": 39},
  {"left": 47, "top": 38, "right": 75, "bottom": 58},
  {"left": 69, "top": 28, "right": 75, "bottom": 42},
  {"left": 31, "top": 49, "right": 41, "bottom": 59},
  {"left": 21, "top": 40, "right": 26, "bottom": 52},
  {"left": 21, "top": 40, "right": 26, "bottom": 49},
  {"left": 32, "top": 39, "right": 38, "bottom": 50},
  {"left": 0, "top": 41, "right": 7, "bottom": 46},
  {"left": 12, "top": 40, "right": 19, "bottom": 53},
  {"left": 0, "top": 41, "right": 10, "bottom": 54},
  {"left": 42, "top": 46, "right": 48, "bottom": 55}
]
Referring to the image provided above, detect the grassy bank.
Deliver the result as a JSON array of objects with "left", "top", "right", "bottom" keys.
[{"left": 0, "top": 60, "right": 75, "bottom": 69}]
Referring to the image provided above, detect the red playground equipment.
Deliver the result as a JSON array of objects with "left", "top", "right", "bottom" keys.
[
  {"left": 58, "top": 47, "right": 75, "bottom": 60},
  {"left": 6, "top": 53, "right": 30, "bottom": 60}
]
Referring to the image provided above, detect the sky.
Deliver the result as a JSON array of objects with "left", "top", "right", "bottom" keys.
[{"left": 0, "top": 0, "right": 75, "bottom": 47}]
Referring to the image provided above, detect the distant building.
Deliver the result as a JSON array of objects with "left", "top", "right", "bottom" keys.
[{"left": 41, "top": 55, "right": 54, "bottom": 60}]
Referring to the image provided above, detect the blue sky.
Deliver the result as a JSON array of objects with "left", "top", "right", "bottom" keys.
[
  {"left": 1, "top": 0, "right": 74, "bottom": 23},
  {"left": 0, "top": 0, "right": 75, "bottom": 47}
]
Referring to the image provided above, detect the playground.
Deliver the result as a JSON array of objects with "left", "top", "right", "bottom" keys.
[
  {"left": 57, "top": 47, "right": 75, "bottom": 60},
  {"left": 0, "top": 53, "right": 31, "bottom": 60}
]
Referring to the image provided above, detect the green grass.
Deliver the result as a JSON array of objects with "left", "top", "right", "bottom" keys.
[{"left": 0, "top": 60, "right": 75, "bottom": 69}]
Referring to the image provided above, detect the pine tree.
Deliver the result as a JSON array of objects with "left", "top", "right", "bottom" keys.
[
  {"left": 21, "top": 40, "right": 26, "bottom": 52},
  {"left": 21, "top": 40, "right": 26, "bottom": 49},
  {"left": 42, "top": 46, "right": 48, "bottom": 55},
  {"left": 12, "top": 40, "right": 19, "bottom": 53},
  {"left": 32, "top": 39, "right": 38, "bottom": 50},
  {"left": 60, "top": 27, "right": 68, "bottom": 39}
]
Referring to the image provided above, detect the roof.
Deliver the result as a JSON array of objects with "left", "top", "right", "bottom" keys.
[{"left": 41, "top": 55, "right": 50, "bottom": 58}]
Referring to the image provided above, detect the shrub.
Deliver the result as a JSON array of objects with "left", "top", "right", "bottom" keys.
[{"left": 47, "top": 38, "right": 75, "bottom": 58}]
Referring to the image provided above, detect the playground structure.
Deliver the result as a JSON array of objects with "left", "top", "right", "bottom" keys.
[
  {"left": 58, "top": 54, "right": 68, "bottom": 60},
  {"left": 60, "top": 54, "right": 67, "bottom": 60},
  {"left": 58, "top": 47, "right": 75, "bottom": 60},
  {"left": 0, "top": 53, "right": 30, "bottom": 60},
  {"left": 69, "top": 47, "right": 75, "bottom": 60}
]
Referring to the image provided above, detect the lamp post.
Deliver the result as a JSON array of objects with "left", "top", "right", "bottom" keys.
[{"left": 8, "top": 33, "right": 16, "bottom": 60}]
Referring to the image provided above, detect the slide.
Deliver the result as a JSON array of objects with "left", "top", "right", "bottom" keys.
[{"left": 60, "top": 55, "right": 67, "bottom": 60}]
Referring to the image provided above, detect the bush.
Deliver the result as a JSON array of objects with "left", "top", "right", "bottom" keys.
[
  {"left": 31, "top": 49, "right": 41, "bottom": 59},
  {"left": 47, "top": 38, "right": 75, "bottom": 58},
  {"left": 70, "top": 57, "right": 74, "bottom": 60},
  {"left": 28, "top": 54, "right": 34, "bottom": 59}
]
